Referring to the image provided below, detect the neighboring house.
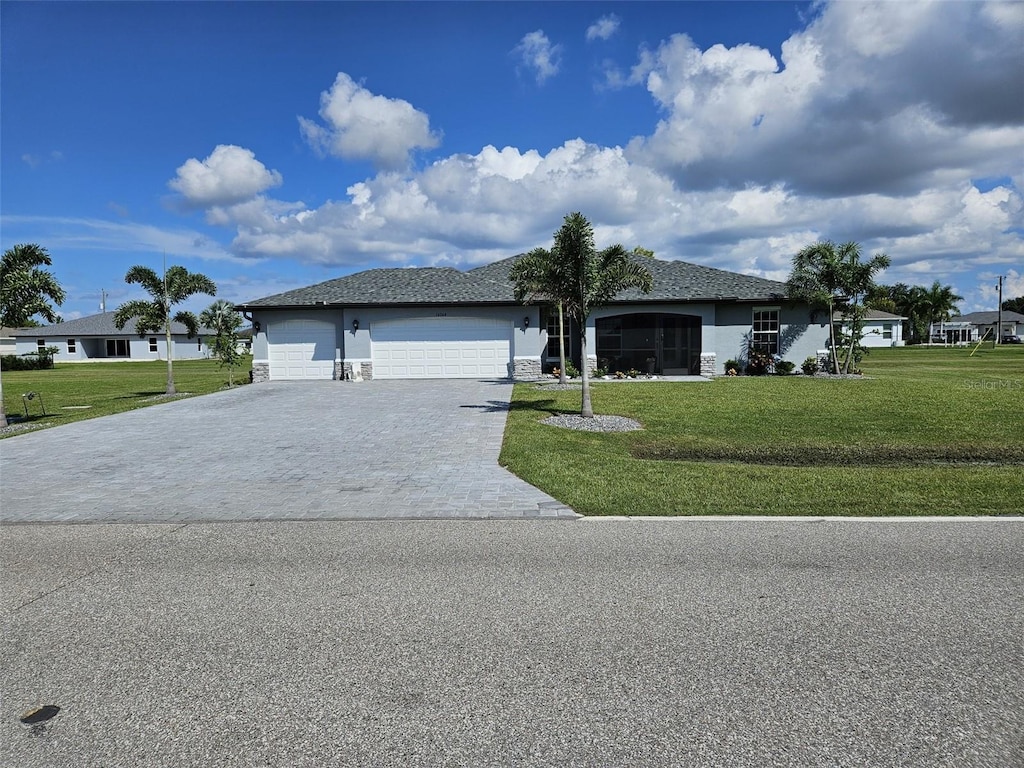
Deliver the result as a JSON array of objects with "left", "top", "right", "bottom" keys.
[
  {"left": 950, "top": 310, "right": 1024, "bottom": 343},
  {"left": 9, "top": 312, "right": 213, "bottom": 362},
  {"left": 0, "top": 327, "right": 19, "bottom": 356},
  {"left": 235, "top": 328, "right": 254, "bottom": 355},
  {"left": 235, "top": 255, "right": 830, "bottom": 381},
  {"left": 834, "top": 309, "right": 907, "bottom": 348}
]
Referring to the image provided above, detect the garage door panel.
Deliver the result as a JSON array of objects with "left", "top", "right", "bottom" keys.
[
  {"left": 372, "top": 317, "right": 511, "bottom": 379},
  {"left": 268, "top": 319, "right": 336, "bottom": 380}
]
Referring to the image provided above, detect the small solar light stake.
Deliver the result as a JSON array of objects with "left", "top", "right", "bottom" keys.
[{"left": 21, "top": 391, "right": 47, "bottom": 418}]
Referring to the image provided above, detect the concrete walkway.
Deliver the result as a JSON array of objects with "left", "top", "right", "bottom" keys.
[{"left": 0, "top": 380, "right": 577, "bottom": 523}]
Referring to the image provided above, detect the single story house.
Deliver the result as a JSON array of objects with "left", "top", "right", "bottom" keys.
[
  {"left": 834, "top": 309, "right": 907, "bottom": 348},
  {"left": 9, "top": 312, "right": 214, "bottom": 362},
  {"left": 235, "top": 255, "right": 829, "bottom": 381},
  {"left": 949, "top": 310, "right": 1024, "bottom": 343},
  {"left": 1, "top": 327, "right": 18, "bottom": 356}
]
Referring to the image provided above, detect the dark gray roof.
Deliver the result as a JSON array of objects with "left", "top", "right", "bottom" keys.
[
  {"left": 238, "top": 255, "right": 789, "bottom": 309},
  {"left": 832, "top": 308, "right": 906, "bottom": 321},
  {"left": 956, "top": 310, "right": 1024, "bottom": 324},
  {"left": 10, "top": 312, "right": 214, "bottom": 337}
]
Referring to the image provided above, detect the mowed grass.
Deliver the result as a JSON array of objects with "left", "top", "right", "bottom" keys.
[
  {"left": 500, "top": 346, "right": 1024, "bottom": 516},
  {"left": 1, "top": 358, "right": 251, "bottom": 436}
]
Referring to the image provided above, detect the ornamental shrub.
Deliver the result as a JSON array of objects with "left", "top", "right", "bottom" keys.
[{"left": 801, "top": 356, "right": 820, "bottom": 375}]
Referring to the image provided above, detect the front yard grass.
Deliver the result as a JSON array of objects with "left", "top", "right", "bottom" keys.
[
  {"left": 1, "top": 358, "right": 251, "bottom": 437},
  {"left": 500, "top": 346, "right": 1024, "bottom": 516}
]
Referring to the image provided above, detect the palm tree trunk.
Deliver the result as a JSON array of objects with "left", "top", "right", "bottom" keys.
[
  {"left": 580, "top": 326, "right": 593, "bottom": 418},
  {"left": 558, "top": 302, "right": 567, "bottom": 385},
  {"left": 0, "top": 367, "right": 8, "bottom": 428},
  {"left": 827, "top": 300, "right": 840, "bottom": 374},
  {"left": 165, "top": 318, "right": 176, "bottom": 395}
]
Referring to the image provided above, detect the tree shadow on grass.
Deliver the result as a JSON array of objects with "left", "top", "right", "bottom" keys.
[{"left": 508, "top": 398, "right": 560, "bottom": 416}]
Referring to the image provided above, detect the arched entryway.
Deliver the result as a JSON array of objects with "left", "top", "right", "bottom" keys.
[{"left": 596, "top": 313, "right": 702, "bottom": 375}]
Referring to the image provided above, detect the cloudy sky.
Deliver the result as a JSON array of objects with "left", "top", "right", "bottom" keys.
[{"left": 2, "top": 1, "right": 1022, "bottom": 321}]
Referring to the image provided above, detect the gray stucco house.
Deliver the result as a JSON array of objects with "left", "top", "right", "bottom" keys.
[
  {"left": 236, "top": 255, "right": 828, "bottom": 381},
  {"left": 9, "top": 312, "right": 213, "bottom": 362}
]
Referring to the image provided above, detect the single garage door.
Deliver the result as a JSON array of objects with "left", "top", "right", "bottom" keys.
[
  {"left": 268, "top": 319, "right": 336, "bottom": 380},
  {"left": 372, "top": 317, "right": 511, "bottom": 379}
]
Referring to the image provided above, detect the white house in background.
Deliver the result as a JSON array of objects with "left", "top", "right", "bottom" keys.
[
  {"left": 0, "top": 327, "right": 18, "bottom": 356},
  {"left": 835, "top": 309, "right": 907, "bottom": 347},
  {"left": 951, "top": 311, "right": 1024, "bottom": 343},
  {"left": 235, "top": 254, "right": 831, "bottom": 382},
  {"left": 9, "top": 312, "right": 213, "bottom": 361}
]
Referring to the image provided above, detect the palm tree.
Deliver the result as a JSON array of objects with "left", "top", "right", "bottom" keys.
[
  {"left": 908, "top": 281, "right": 963, "bottom": 343},
  {"left": 788, "top": 240, "right": 889, "bottom": 373},
  {"left": 1, "top": 244, "right": 66, "bottom": 427},
  {"left": 113, "top": 265, "right": 216, "bottom": 395},
  {"left": 509, "top": 212, "right": 653, "bottom": 418},
  {"left": 787, "top": 241, "right": 846, "bottom": 373},
  {"left": 834, "top": 243, "right": 890, "bottom": 372},
  {"left": 199, "top": 299, "right": 243, "bottom": 386},
  {"left": 506, "top": 248, "right": 570, "bottom": 384},
  {"left": 1, "top": 244, "right": 65, "bottom": 327}
]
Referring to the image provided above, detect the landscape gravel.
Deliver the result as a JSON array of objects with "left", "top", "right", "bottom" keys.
[{"left": 542, "top": 413, "right": 642, "bottom": 431}]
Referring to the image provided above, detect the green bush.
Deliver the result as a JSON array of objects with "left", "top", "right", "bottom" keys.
[
  {"left": 724, "top": 359, "right": 741, "bottom": 375},
  {"left": 1, "top": 349, "right": 56, "bottom": 371},
  {"left": 801, "top": 356, "right": 820, "bottom": 375},
  {"left": 775, "top": 360, "right": 796, "bottom": 375}
]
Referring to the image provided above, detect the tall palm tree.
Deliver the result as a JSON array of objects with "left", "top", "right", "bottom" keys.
[
  {"left": 1, "top": 244, "right": 66, "bottom": 428},
  {"left": 907, "top": 281, "right": 963, "bottom": 342},
  {"left": 113, "top": 265, "right": 216, "bottom": 395},
  {"left": 509, "top": 212, "right": 653, "bottom": 418}
]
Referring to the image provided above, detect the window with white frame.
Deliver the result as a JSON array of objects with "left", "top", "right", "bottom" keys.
[
  {"left": 752, "top": 307, "right": 780, "bottom": 354},
  {"left": 106, "top": 339, "right": 130, "bottom": 357},
  {"left": 545, "top": 312, "right": 571, "bottom": 359},
  {"left": 149, "top": 337, "right": 158, "bottom": 352},
  {"left": 36, "top": 338, "right": 46, "bottom": 351},
  {"left": 67, "top": 338, "right": 76, "bottom": 353},
  {"left": 882, "top": 324, "right": 893, "bottom": 340}
]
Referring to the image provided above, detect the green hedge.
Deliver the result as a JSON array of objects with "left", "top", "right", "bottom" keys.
[{"left": 1, "top": 349, "right": 57, "bottom": 371}]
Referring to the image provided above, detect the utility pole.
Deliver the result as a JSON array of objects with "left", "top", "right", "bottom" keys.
[{"left": 996, "top": 275, "right": 1003, "bottom": 346}]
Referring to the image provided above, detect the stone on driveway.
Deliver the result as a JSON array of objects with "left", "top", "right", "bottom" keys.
[{"left": 0, "top": 380, "right": 576, "bottom": 523}]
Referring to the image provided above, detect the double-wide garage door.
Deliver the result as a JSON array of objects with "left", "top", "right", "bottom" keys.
[
  {"left": 268, "top": 319, "right": 335, "bottom": 380},
  {"left": 372, "top": 317, "right": 511, "bottom": 379}
]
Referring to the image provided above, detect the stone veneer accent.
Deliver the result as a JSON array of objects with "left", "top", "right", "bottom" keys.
[
  {"left": 252, "top": 361, "right": 270, "bottom": 383},
  {"left": 342, "top": 361, "right": 373, "bottom": 381},
  {"left": 513, "top": 358, "right": 542, "bottom": 380},
  {"left": 699, "top": 353, "right": 717, "bottom": 377}
]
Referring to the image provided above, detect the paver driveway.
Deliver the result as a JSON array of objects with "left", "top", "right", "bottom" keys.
[{"left": 0, "top": 380, "right": 576, "bottom": 522}]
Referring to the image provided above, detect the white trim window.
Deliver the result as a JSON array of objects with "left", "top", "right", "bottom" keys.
[
  {"left": 752, "top": 307, "right": 780, "bottom": 355},
  {"left": 149, "top": 337, "right": 158, "bottom": 352},
  {"left": 67, "top": 338, "right": 77, "bottom": 353},
  {"left": 545, "top": 313, "right": 571, "bottom": 360},
  {"left": 36, "top": 338, "right": 46, "bottom": 351}
]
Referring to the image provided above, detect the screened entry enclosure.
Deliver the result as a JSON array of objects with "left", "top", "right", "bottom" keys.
[{"left": 596, "top": 313, "right": 702, "bottom": 375}]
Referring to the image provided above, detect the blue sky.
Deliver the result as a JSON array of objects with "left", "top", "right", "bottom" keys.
[{"left": 2, "top": 1, "right": 1022, "bottom": 322}]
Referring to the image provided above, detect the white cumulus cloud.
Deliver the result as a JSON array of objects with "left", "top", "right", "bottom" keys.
[
  {"left": 169, "top": 145, "right": 282, "bottom": 207},
  {"left": 298, "top": 73, "right": 441, "bottom": 171},
  {"left": 513, "top": 30, "right": 562, "bottom": 84},
  {"left": 586, "top": 14, "right": 620, "bottom": 42}
]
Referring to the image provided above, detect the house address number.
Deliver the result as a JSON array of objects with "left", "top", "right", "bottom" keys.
[{"left": 435, "top": 312, "right": 447, "bottom": 317}]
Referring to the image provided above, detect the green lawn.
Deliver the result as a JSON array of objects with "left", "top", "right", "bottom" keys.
[
  {"left": 500, "top": 346, "right": 1024, "bottom": 516},
  {"left": 1, "top": 358, "right": 251, "bottom": 436}
]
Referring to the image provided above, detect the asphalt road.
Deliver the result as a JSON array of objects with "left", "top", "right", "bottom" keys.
[{"left": 2, "top": 519, "right": 1022, "bottom": 768}]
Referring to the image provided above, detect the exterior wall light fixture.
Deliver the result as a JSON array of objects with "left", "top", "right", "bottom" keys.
[
  {"left": 352, "top": 319, "right": 360, "bottom": 332},
  {"left": 523, "top": 316, "right": 530, "bottom": 329}
]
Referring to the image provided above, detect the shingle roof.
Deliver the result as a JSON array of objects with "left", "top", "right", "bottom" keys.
[
  {"left": 237, "top": 255, "right": 789, "bottom": 309},
  {"left": 956, "top": 310, "right": 1024, "bottom": 324},
  {"left": 9, "top": 312, "right": 214, "bottom": 337}
]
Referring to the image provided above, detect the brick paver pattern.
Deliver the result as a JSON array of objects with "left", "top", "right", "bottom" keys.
[{"left": 0, "top": 380, "right": 576, "bottom": 523}]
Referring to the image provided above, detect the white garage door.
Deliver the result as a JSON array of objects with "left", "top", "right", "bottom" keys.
[
  {"left": 372, "top": 317, "right": 511, "bottom": 379},
  {"left": 268, "top": 319, "right": 336, "bottom": 380}
]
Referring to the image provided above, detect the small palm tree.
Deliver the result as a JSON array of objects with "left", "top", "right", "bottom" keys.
[
  {"left": 510, "top": 212, "right": 653, "bottom": 418},
  {"left": 114, "top": 265, "right": 216, "bottom": 395},
  {"left": 199, "top": 299, "right": 243, "bottom": 386}
]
